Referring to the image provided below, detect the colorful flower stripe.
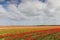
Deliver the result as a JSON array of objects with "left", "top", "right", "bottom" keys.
[{"left": 0, "top": 28, "right": 60, "bottom": 40}]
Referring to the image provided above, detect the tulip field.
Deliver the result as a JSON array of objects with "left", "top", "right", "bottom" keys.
[{"left": 0, "top": 26, "right": 60, "bottom": 40}]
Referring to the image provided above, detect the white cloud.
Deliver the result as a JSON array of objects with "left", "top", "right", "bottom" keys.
[
  {"left": 18, "top": 0, "right": 47, "bottom": 20},
  {"left": 5, "top": 0, "right": 47, "bottom": 21},
  {"left": 0, "top": 5, "right": 6, "bottom": 13},
  {"left": 46, "top": 0, "right": 60, "bottom": 24},
  {"left": 6, "top": 4, "right": 31, "bottom": 20},
  {"left": 0, "top": 0, "right": 60, "bottom": 25},
  {"left": 0, "top": 5, "right": 8, "bottom": 18}
]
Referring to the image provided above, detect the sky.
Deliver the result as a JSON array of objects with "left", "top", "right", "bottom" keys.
[
  {"left": 0, "top": 0, "right": 46, "bottom": 26},
  {"left": 0, "top": 0, "right": 45, "bottom": 4},
  {"left": 0, "top": 0, "right": 60, "bottom": 25}
]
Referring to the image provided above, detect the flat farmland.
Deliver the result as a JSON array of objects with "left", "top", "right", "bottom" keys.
[
  {"left": 0, "top": 26, "right": 60, "bottom": 40},
  {"left": 0, "top": 26, "right": 60, "bottom": 34}
]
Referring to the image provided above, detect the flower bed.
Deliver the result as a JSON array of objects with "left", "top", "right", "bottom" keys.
[{"left": 0, "top": 28, "right": 60, "bottom": 40}]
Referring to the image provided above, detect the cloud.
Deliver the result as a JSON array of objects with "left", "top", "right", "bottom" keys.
[
  {"left": 42, "top": 0, "right": 60, "bottom": 25},
  {"left": 4, "top": 0, "right": 47, "bottom": 21},
  {"left": 0, "top": 5, "right": 8, "bottom": 18},
  {"left": 18, "top": 0, "right": 47, "bottom": 20},
  {"left": 6, "top": 4, "right": 31, "bottom": 20},
  {"left": 0, "top": 0, "right": 60, "bottom": 25},
  {"left": 0, "top": 5, "right": 6, "bottom": 12}
]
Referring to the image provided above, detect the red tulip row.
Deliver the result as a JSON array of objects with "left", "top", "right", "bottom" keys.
[{"left": 0, "top": 28, "right": 60, "bottom": 40}]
